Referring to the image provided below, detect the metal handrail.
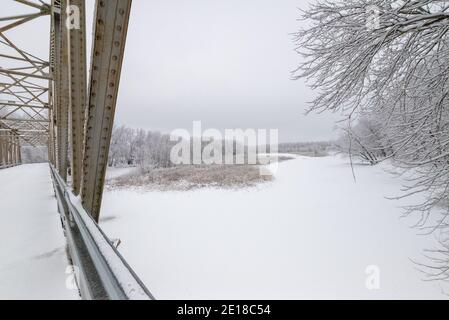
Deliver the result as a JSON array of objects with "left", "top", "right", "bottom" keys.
[{"left": 50, "top": 164, "right": 154, "bottom": 300}]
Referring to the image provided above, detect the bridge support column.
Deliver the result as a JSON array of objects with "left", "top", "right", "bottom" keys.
[
  {"left": 12, "top": 133, "right": 17, "bottom": 166},
  {"left": 11, "top": 135, "right": 16, "bottom": 166},
  {"left": 47, "top": 0, "right": 132, "bottom": 222},
  {"left": 7, "top": 132, "right": 12, "bottom": 166},
  {"left": 16, "top": 135, "right": 21, "bottom": 165},
  {"left": 48, "top": 106, "right": 56, "bottom": 167},
  {"left": 53, "top": 0, "right": 70, "bottom": 181},
  {"left": 81, "top": 0, "right": 132, "bottom": 221},
  {"left": 68, "top": 0, "right": 87, "bottom": 195}
]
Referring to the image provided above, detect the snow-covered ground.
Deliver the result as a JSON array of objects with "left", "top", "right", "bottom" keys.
[
  {"left": 101, "top": 155, "right": 448, "bottom": 300},
  {"left": 106, "top": 166, "right": 138, "bottom": 180},
  {"left": 0, "top": 164, "right": 79, "bottom": 300}
]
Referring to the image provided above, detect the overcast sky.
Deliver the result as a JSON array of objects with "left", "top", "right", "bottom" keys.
[{"left": 3, "top": 0, "right": 342, "bottom": 143}]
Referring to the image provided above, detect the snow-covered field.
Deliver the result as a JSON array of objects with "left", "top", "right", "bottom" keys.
[
  {"left": 0, "top": 164, "right": 79, "bottom": 300},
  {"left": 101, "top": 155, "right": 448, "bottom": 300}
]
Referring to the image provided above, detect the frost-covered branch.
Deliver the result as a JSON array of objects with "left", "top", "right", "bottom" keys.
[{"left": 294, "top": 0, "right": 449, "bottom": 282}]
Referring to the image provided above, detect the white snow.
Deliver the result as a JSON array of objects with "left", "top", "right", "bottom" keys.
[
  {"left": 101, "top": 155, "right": 448, "bottom": 299},
  {"left": 105, "top": 166, "right": 138, "bottom": 180},
  {"left": 0, "top": 164, "right": 79, "bottom": 300}
]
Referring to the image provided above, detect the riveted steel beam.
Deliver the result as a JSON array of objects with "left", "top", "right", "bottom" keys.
[
  {"left": 81, "top": 0, "right": 132, "bottom": 221},
  {"left": 67, "top": 0, "right": 87, "bottom": 195},
  {"left": 52, "top": 0, "right": 69, "bottom": 181}
]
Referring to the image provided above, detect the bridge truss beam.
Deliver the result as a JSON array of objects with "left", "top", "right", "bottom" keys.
[
  {"left": 0, "top": 0, "right": 50, "bottom": 153},
  {"left": 80, "top": 0, "right": 132, "bottom": 221},
  {"left": 1, "top": 0, "right": 132, "bottom": 219}
]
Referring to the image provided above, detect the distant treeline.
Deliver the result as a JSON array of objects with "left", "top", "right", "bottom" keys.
[
  {"left": 108, "top": 126, "right": 333, "bottom": 170},
  {"left": 277, "top": 141, "right": 332, "bottom": 156},
  {"left": 109, "top": 125, "right": 256, "bottom": 170},
  {"left": 109, "top": 126, "right": 174, "bottom": 169}
]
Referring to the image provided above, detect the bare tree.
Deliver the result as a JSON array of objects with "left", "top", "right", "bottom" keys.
[
  {"left": 294, "top": 0, "right": 449, "bottom": 281},
  {"left": 337, "top": 116, "right": 392, "bottom": 165},
  {"left": 109, "top": 126, "right": 176, "bottom": 171}
]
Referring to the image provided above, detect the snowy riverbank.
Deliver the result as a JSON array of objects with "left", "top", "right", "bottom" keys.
[{"left": 100, "top": 155, "right": 447, "bottom": 299}]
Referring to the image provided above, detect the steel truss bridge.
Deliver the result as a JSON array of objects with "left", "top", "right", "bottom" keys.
[{"left": 0, "top": 0, "right": 153, "bottom": 299}]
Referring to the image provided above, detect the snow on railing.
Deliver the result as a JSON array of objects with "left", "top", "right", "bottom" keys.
[{"left": 49, "top": 164, "right": 154, "bottom": 300}]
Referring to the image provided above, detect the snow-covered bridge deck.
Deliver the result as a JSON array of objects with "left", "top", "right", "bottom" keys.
[{"left": 0, "top": 164, "right": 78, "bottom": 299}]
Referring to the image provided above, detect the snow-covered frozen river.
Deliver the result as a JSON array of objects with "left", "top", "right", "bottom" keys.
[{"left": 101, "top": 156, "right": 447, "bottom": 299}]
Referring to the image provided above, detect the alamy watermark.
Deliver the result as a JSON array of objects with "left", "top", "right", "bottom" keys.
[
  {"left": 365, "top": 265, "right": 381, "bottom": 290},
  {"left": 66, "top": 5, "right": 81, "bottom": 30},
  {"left": 65, "top": 265, "right": 80, "bottom": 291},
  {"left": 170, "top": 121, "right": 279, "bottom": 176}
]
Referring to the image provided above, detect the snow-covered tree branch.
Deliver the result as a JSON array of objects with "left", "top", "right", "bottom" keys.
[{"left": 294, "top": 0, "right": 449, "bottom": 279}]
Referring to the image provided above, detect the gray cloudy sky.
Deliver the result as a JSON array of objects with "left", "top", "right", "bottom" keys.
[{"left": 4, "top": 0, "right": 342, "bottom": 143}]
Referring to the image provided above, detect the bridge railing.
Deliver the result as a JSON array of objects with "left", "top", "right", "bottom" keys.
[{"left": 49, "top": 164, "right": 154, "bottom": 300}]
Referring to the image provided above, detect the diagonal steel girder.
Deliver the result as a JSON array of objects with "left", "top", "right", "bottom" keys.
[{"left": 0, "top": 0, "right": 51, "bottom": 150}]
